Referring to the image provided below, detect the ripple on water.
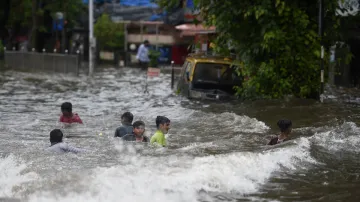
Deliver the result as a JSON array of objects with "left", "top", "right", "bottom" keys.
[
  {"left": 1, "top": 68, "right": 360, "bottom": 201},
  {"left": 24, "top": 137, "right": 316, "bottom": 202}
]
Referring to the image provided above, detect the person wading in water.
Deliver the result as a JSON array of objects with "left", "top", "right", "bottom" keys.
[
  {"left": 268, "top": 119, "right": 292, "bottom": 145},
  {"left": 114, "top": 112, "right": 134, "bottom": 138},
  {"left": 122, "top": 121, "right": 149, "bottom": 142},
  {"left": 46, "top": 129, "right": 82, "bottom": 153},
  {"left": 150, "top": 116, "right": 171, "bottom": 147},
  {"left": 59, "top": 102, "right": 83, "bottom": 124}
]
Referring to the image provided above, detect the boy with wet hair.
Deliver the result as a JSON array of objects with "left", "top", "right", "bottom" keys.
[
  {"left": 268, "top": 119, "right": 292, "bottom": 145},
  {"left": 122, "top": 121, "right": 149, "bottom": 142},
  {"left": 114, "top": 112, "right": 134, "bottom": 137},
  {"left": 59, "top": 102, "right": 83, "bottom": 124},
  {"left": 46, "top": 129, "right": 82, "bottom": 153},
  {"left": 150, "top": 116, "right": 171, "bottom": 147}
]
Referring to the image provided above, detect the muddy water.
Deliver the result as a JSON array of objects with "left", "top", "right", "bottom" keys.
[{"left": 0, "top": 68, "right": 360, "bottom": 202}]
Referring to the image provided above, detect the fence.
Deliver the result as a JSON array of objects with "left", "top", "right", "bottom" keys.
[{"left": 4, "top": 50, "right": 81, "bottom": 76}]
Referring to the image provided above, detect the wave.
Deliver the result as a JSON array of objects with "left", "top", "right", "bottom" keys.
[
  {"left": 28, "top": 138, "right": 316, "bottom": 202},
  {"left": 0, "top": 155, "right": 37, "bottom": 198}
]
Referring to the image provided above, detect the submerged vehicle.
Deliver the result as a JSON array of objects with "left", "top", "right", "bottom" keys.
[{"left": 176, "top": 53, "right": 243, "bottom": 100}]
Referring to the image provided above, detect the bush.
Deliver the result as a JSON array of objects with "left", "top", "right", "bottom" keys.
[
  {"left": 94, "top": 14, "right": 124, "bottom": 50},
  {"left": 148, "top": 49, "right": 161, "bottom": 67},
  {"left": 157, "top": 0, "right": 354, "bottom": 99},
  {"left": 196, "top": 0, "right": 344, "bottom": 99}
]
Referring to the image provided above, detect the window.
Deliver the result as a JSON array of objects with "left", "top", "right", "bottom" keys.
[{"left": 193, "top": 63, "right": 241, "bottom": 84}]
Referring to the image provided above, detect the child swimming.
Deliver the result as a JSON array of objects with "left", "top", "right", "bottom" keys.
[
  {"left": 59, "top": 102, "right": 83, "bottom": 124},
  {"left": 46, "top": 129, "right": 82, "bottom": 153},
  {"left": 268, "top": 119, "right": 292, "bottom": 145},
  {"left": 150, "top": 116, "right": 171, "bottom": 147}
]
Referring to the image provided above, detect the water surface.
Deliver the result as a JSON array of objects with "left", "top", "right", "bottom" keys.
[{"left": 0, "top": 68, "right": 360, "bottom": 202}]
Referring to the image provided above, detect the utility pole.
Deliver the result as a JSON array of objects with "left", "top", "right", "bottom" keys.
[
  {"left": 89, "top": 0, "right": 95, "bottom": 76},
  {"left": 62, "top": 1, "right": 67, "bottom": 53},
  {"left": 319, "top": 0, "right": 324, "bottom": 96}
]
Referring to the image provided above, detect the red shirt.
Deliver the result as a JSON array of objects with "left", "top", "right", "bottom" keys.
[{"left": 59, "top": 113, "right": 83, "bottom": 124}]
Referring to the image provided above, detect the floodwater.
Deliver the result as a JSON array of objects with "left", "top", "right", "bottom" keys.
[{"left": 0, "top": 68, "right": 360, "bottom": 202}]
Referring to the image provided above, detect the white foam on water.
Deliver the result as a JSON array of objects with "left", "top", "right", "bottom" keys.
[
  {"left": 131, "top": 106, "right": 195, "bottom": 123},
  {"left": 311, "top": 122, "right": 360, "bottom": 152},
  {"left": 0, "top": 155, "right": 37, "bottom": 198},
  {"left": 222, "top": 112, "right": 269, "bottom": 133},
  {"left": 1, "top": 69, "right": 322, "bottom": 201},
  {"left": 179, "top": 142, "right": 216, "bottom": 151},
  {"left": 28, "top": 138, "right": 316, "bottom": 202},
  {"left": 181, "top": 112, "right": 269, "bottom": 134}
]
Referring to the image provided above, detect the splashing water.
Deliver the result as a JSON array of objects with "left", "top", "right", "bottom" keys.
[
  {"left": 0, "top": 155, "right": 37, "bottom": 198},
  {"left": 27, "top": 137, "right": 316, "bottom": 202},
  {"left": 1, "top": 68, "right": 360, "bottom": 201}
]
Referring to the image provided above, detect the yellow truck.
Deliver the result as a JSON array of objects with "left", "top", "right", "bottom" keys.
[{"left": 176, "top": 53, "right": 243, "bottom": 100}]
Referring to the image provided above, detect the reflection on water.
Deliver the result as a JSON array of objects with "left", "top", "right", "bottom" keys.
[{"left": 0, "top": 68, "right": 360, "bottom": 202}]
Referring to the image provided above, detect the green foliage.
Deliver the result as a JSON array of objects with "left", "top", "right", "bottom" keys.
[
  {"left": 148, "top": 49, "right": 161, "bottom": 67},
  {"left": 197, "top": 0, "right": 352, "bottom": 99},
  {"left": 43, "top": 0, "right": 85, "bottom": 30},
  {"left": 8, "top": 0, "right": 32, "bottom": 27},
  {"left": 158, "top": 0, "right": 360, "bottom": 99},
  {"left": 155, "top": 0, "right": 181, "bottom": 11},
  {"left": 7, "top": 0, "right": 84, "bottom": 31},
  {"left": 94, "top": 14, "right": 125, "bottom": 50},
  {"left": 0, "top": 41, "right": 3, "bottom": 55},
  {"left": 200, "top": 0, "right": 335, "bottom": 99}
]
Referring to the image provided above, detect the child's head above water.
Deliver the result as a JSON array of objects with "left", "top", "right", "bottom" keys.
[
  {"left": 277, "top": 119, "right": 292, "bottom": 134},
  {"left": 61, "top": 102, "right": 72, "bottom": 117},
  {"left": 50, "top": 129, "right": 63, "bottom": 144},
  {"left": 121, "top": 112, "right": 134, "bottom": 124},
  {"left": 156, "top": 116, "right": 171, "bottom": 133},
  {"left": 133, "top": 121, "right": 145, "bottom": 136}
]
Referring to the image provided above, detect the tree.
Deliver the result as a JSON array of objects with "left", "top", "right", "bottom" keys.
[
  {"left": 42, "top": 0, "right": 85, "bottom": 52},
  {"left": 157, "top": 0, "right": 359, "bottom": 99},
  {"left": 3, "top": 0, "right": 84, "bottom": 50},
  {"left": 94, "top": 14, "right": 125, "bottom": 50},
  {"left": 0, "top": 0, "right": 11, "bottom": 41}
]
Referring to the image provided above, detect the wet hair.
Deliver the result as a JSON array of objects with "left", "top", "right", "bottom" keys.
[
  {"left": 121, "top": 112, "right": 134, "bottom": 123},
  {"left": 277, "top": 119, "right": 292, "bottom": 132},
  {"left": 133, "top": 120, "right": 145, "bottom": 128},
  {"left": 156, "top": 116, "right": 170, "bottom": 128},
  {"left": 61, "top": 102, "right": 72, "bottom": 113},
  {"left": 50, "top": 129, "right": 63, "bottom": 143}
]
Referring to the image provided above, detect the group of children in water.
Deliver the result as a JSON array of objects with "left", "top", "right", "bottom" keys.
[
  {"left": 113, "top": 111, "right": 170, "bottom": 146},
  {"left": 46, "top": 102, "right": 292, "bottom": 153},
  {"left": 46, "top": 102, "right": 171, "bottom": 153}
]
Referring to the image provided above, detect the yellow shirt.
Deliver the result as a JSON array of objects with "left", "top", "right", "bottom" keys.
[{"left": 150, "top": 130, "right": 166, "bottom": 147}]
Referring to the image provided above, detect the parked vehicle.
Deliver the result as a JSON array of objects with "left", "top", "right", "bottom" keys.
[{"left": 176, "top": 53, "right": 243, "bottom": 100}]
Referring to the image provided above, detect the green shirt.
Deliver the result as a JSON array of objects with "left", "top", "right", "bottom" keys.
[{"left": 150, "top": 130, "right": 166, "bottom": 147}]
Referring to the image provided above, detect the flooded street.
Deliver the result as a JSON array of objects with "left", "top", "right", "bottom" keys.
[{"left": 1, "top": 68, "right": 360, "bottom": 202}]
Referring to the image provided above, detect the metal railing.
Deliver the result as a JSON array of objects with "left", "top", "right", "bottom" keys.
[{"left": 4, "top": 48, "right": 81, "bottom": 76}]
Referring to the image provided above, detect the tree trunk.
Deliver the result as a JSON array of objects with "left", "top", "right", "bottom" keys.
[
  {"left": 61, "top": 0, "right": 67, "bottom": 53},
  {"left": 29, "top": 0, "right": 38, "bottom": 50},
  {"left": 0, "top": 0, "right": 11, "bottom": 41}
]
